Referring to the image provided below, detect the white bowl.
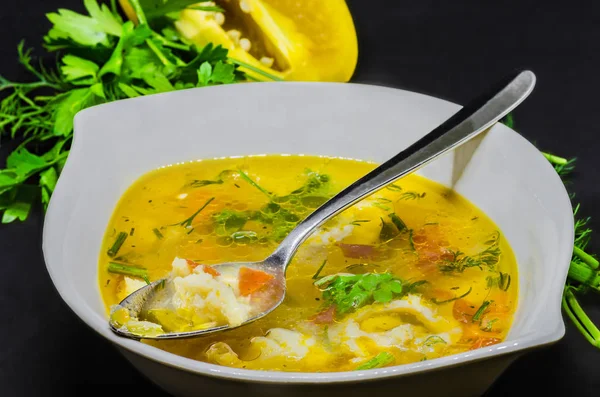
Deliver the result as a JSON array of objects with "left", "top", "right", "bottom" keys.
[{"left": 42, "top": 82, "right": 573, "bottom": 397}]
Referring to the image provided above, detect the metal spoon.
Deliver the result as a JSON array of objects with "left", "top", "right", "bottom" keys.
[{"left": 109, "top": 70, "right": 536, "bottom": 340}]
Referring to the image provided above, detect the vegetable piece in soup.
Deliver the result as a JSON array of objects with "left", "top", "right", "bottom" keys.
[{"left": 98, "top": 155, "right": 518, "bottom": 372}]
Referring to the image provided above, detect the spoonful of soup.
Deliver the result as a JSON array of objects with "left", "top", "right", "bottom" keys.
[{"left": 108, "top": 70, "right": 536, "bottom": 340}]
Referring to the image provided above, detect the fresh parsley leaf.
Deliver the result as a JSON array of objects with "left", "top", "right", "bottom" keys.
[
  {"left": 39, "top": 167, "right": 58, "bottom": 210},
  {"left": 53, "top": 87, "right": 97, "bottom": 136},
  {"left": 100, "top": 22, "right": 154, "bottom": 78},
  {"left": 60, "top": 55, "right": 99, "bottom": 85},
  {"left": 314, "top": 272, "right": 411, "bottom": 315},
  {"left": 44, "top": 0, "right": 122, "bottom": 49},
  {"left": 1, "top": 185, "right": 37, "bottom": 223},
  {"left": 7, "top": 147, "right": 48, "bottom": 179}
]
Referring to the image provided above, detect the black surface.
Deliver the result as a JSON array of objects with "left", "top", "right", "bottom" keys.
[{"left": 1, "top": 0, "right": 599, "bottom": 395}]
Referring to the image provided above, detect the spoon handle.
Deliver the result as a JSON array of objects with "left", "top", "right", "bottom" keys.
[{"left": 268, "top": 70, "right": 536, "bottom": 268}]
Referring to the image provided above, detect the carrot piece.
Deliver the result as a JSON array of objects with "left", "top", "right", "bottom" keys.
[
  {"left": 238, "top": 267, "right": 274, "bottom": 296},
  {"left": 453, "top": 299, "right": 478, "bottom": 323},
  {"left": 185, "top": 259, "right": 220, "bottom": 277},
  {"left": 470, "top": 337, "right": 501, "bottom": 350}
]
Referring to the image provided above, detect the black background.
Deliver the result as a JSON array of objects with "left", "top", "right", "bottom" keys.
[{"left": 1, "top": 0, "right": 599, "bottom": 395}]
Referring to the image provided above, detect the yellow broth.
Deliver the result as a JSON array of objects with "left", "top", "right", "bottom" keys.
[{"left": 98, "top": 155, "right": 518, "bottom": 372}]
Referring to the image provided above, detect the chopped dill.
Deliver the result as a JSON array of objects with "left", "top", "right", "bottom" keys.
[{"left": 172, "top": 197, "right": 215, "bottom": 228}]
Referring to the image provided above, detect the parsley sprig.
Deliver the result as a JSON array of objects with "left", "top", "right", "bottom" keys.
[
  {"left": 502, "top": 114, "right": 600, "bottom": 348},
  {"left": 314, "top": 272, "right": 425, "bottom": 315},
  {"left": 0, "top": 0, "right": 277, "bottom": 223}
]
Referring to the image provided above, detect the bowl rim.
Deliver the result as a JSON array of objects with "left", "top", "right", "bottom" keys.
[{"left": 41, "top": 81, "right": 574, "bottom": 384}]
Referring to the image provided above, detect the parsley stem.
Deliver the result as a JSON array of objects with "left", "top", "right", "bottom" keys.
[
  {"left": 151, "top": 32, "right": 190, "bottom": 52},
  {"left": 145, "top": 39, "right": 173, "bottom": 67},
  {"left": 568, "top": 260, "right": 600, "bottom": 289},
  {"left": 542, "top": 152, "right": 568, "bottom": 165},
  {"left": 128, "top": 0, "right": 148, "bottom": 25},
  {"left": 562, "top": 288, "right": 600, "bottom": 347},
  {"left": 227, "top": 58, "right": 283, "bottom": 82},
  {"left": 110, "top": 0, "right": 118, "bottom": 15},
  {"left": 0, "top": 80, "right": 61, "bottom": 91},
  {"left": 573, "top": 246, "right": 599, "bottom": 269}
]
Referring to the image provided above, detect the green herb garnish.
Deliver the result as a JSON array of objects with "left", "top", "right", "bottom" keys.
[
  {"left": 107, "top": 231, "right": 128, "bottom": 257},
  {"left": 423, "top": 336, "right": 447, "bottom": 346},
  {"left": 472, "top": 300, "right": 492, "bottom": 322},
  {"left": 314, "top": 272, "right": 406, "bottom": 315},
  {"left": 211, "top": 169, "right": 332, "bottom": 243},
  {"left": 108, "top": 261, "right": 150, "bottom": 284},
  {"left": 153, "top": 228, "right": 164, "bottom": 239},
  {"left": 398, "top": 191, "right": 426, "bottom": 200},
  {"left": 431, "top": 286, "right": 472, "bottom": 304},
  {"left": 237, "top": 168, "right": 272, "bottom": 198},
  {"left": 388, "top": 213, "right": 407, "bottom": 232},
  {"left": 439, "top": 232, "right": 501, "bottom": 273},
  {"left": 355, "top": 352, "right": 395, "bottom": 370},
  {"left": 172, "top": 197, "right": 214, "bottom": 228},
  {"left": 312, "top": 260, "right": 328, "bottom": 280},
  {"left": 486, "top": 272, "right": 511, "bottom": 291}
]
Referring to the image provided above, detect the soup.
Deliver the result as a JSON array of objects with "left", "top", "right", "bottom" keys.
[{"left": 98, "top": 155, "right": 518, "bottom": 372}]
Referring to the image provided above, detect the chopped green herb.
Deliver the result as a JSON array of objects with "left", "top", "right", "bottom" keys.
[
  {"left": 398, "top": 191, "right": 426, "bottom": 200},
  {"left": 312, "top": 260, "right": 328, "bottom": 280},
  {"left": 472, "top": 300, "right": 492, "bottom": 322},
  {"left": 108, "top": 262, "right": 149, "bottom": 284},
  {"left": 211, "top": 169, "right": 332, "bottom": 244},
  {"left": 439, "top": 233, "right": 501, "bottom": 273},
  {"left": 481, "top": 318, "right": 498, "bottom": 332},
  {"left": 351, "top": 219, "right": 371, "bottom": 226},
  {"left": 107, "top": 231, "right": 128, "bottom": 257},
  {"left": 431, "top": 287, "right": 472, "bottom": 304},
  {"left": 314, "top": 272, "right": 406, "bottom": 315},
  {"left": 386, "top": 184, "right": 402, "bottom": 192},
  {"left": 423, "top": 336, "right": 447, "bottom": 346},
  {"left": 373, "top": 202, "right": 391, "bottom": 211},
  {"left": 388, "top": 213, "right": 407, "bottom": 232},
  {"left": 355, "top": 352, "right": 395, "bottom": 370},
  {"left": 153, "top": 228, "right": 164, "bottom": 239},
  {"left": 172, "top": 197, "right": 214, "bottom": 228},
  {"left": 237, "top": 169, "right": 272, "bottom": 198},
  {"left": 487, "top": 272, "right": 511, "bottom": 291},
  {"left": 129, "top": 227, "right": 135, "bottom": 236}
]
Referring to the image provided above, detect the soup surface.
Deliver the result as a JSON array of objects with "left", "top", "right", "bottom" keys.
[{"left": 98, "top": 155, "right": 518, "bottom": 372}]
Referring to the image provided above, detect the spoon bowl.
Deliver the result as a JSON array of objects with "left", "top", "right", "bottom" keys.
[{"left": 109, "top": 70, "right": 536, "bottom": 340}]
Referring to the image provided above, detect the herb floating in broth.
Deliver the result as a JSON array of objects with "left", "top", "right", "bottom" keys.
[
  {"left": 355, "top": 352, "right": 395, "bottom": 370},
  {"left": 99, "top": 155, "right": 519, "bottom": 372},
  {"left": 107, "top": 231, "right": 128, "bottom": 257}
]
